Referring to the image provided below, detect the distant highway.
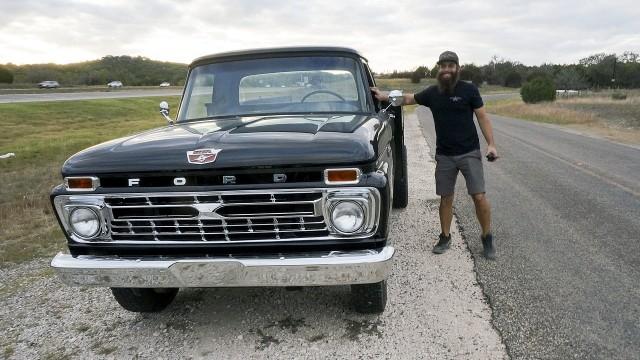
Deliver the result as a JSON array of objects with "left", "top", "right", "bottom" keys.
[
  {"left": 0, "top": 88, "right": 517, "bottom": 104},
  {"left": 0, "top": 89, "right": 182, "bottom": 103}
]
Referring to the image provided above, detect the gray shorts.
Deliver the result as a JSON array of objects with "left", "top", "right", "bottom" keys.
[{"left": 434, "top": 149, "right": 485, "bottom": 196}]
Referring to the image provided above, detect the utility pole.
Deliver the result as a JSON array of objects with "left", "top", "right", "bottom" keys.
[{"left": 611, "top": 55, "right": 617, "bottom": 89}]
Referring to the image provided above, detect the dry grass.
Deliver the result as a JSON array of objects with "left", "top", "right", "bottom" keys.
[
  {"left": 485, "top": 98, "right": 599, "bottom": 125},
  {"left": 485, "top": 91, "right": 640, "bottom": 145},
  {"left": 375, "top": 78, "right": 517, "bottom": 94}
]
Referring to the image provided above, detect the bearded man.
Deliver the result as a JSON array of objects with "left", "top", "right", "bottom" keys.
[{"left": 371, "top": 51, "right": 499, "bottom": 260}]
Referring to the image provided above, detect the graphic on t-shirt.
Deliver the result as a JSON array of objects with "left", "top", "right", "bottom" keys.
[{"left": 450, "top": 96, "right": 462, "bottom": 102}]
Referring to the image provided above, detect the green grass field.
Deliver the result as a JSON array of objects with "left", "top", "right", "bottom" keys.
[{"left": 0, "top": 97, "right": 180, "bottom": 266}]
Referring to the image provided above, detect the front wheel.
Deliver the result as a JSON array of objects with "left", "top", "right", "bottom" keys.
[
  {"left": 110, "top": 287, "right": 179, "bottom": 313},
  {"left": 351, "top": 280, "right": 387, "bottom": 314}
]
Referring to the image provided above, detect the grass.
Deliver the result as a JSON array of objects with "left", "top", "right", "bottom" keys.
[
  {"left": 485, "top": 90, "right": 640, "bottom": 144},
  {"left": 375, "top": 78, "right": 517, "bottom": 94},
  {"left": 0, "top": 96, "right": 180, "bottom": 265}
]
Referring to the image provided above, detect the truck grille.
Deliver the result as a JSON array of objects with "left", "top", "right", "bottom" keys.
[{"left": 104, "top": 191, "right": 329, "bottom": 243}]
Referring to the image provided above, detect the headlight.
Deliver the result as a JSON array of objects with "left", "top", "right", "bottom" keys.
[
  {"left": 69, "top": 207, "right": 100, "bottom": 239},
  {"left": 330, "top": 201, "right": 365, "bottom": 234}
]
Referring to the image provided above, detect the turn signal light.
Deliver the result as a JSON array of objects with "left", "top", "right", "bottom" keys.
[
  {"left": 324, "top": 169, "right": 361, "bottom": 184},
  {"left": 65, "top": 177, "right": 99, "bottom": 191}
]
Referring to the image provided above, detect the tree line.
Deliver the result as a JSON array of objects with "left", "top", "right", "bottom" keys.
[
  {"left": 0, "top": 56, "right": 188, "bottom": 86},
  {"left": 375, "top": 51, "right": 640, "bottom": 89},
  {"left": 1, "top": 51, "right": 639, "bottom": 89}
]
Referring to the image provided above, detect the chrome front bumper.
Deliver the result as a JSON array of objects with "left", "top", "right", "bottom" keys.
[{"left": 51, "top": 246, "right": 394, "bottom": 288}]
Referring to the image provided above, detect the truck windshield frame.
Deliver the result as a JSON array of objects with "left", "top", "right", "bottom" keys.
[{"left": 177, "top": 56, "right": 369, "bottom": 122}]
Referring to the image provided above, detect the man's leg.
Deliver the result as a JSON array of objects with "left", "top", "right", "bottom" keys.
[
  {"left": 458, "top": 150, "right": 496, "bottom": 259},
  {"left": 439, "top": 193, "right": 455, "bottom": 237},
  {"left": 471, "top": 193, "right": 491, "bottom": 237},
  {"left": 433, "top": 154, "right": 457, "bottom": 254}
]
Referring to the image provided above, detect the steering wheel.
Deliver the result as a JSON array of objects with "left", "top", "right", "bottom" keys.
[{"left": 301, "top": 90, "right": 346, "bottom": 102}]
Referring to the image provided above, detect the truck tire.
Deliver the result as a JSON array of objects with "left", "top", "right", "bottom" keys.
[
  {"left": 392, "top": 145, "right": 408, "bottom": 209},
  {"left": 351, "top": 280, "right": 387, "bottom": 314},
  {"left": 110, "top": 288, "right": 179, "bottom": 313}
]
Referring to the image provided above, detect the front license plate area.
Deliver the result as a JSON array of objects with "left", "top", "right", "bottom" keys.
[{"left": 170, "top": 261, "right": 242, "bottom": 286}]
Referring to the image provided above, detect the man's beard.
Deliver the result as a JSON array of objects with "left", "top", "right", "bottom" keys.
[{"left": 437, "top": 69, "right": 460, "bottom": 95}]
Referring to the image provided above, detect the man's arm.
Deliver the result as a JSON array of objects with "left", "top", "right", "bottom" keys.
[
  {"left": 474, "top": 106, "right": 498, "bottom": 159},
  {"left": 370, "top": 87, "right": 417, "bottom": 105}
]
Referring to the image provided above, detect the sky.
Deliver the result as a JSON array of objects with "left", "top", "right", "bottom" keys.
[{"left": 1, "top": 0, "right": 639, "bottom": 72}]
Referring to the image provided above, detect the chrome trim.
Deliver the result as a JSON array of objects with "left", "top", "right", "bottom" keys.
[
  {"left": 323, "top": 188, "right": 379, "bottom": 236},
  {"left": 55, "top": 197, "right": 111, "bottom": 241},
  {"left": 51, "top": 246, "right": 394, "bottom": 287},
  {"left": 323, "top": 168, "right": 362, "bottom": 185},
  {"left": 64, "top": 176, "right": 100, "bottom": 192},
  {"left": 52, "top": 188, "right": 381, "bottom": 244}
]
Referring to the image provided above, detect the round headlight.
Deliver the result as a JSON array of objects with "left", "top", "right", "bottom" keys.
[
  {"left": 330, "top": 201, "right": 365, "bottom": 234},
  {"left": 69, "top": 207, "right": 100, "bottom": 239}
]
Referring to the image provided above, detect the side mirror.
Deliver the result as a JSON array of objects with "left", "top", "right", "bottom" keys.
[
  {"left": 389, "top": 90, "right": 404, "bottom": 107},
  {"left": 380, "top": 89, "right": 404, "bottom": 114},
  {"left": 159, "top": 101, "right": 174, "bottom": 125}
]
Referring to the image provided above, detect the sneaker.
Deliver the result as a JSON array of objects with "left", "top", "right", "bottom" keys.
[
  {"left": 482, "top": 233, "right": 496, "bottom": 260},
  {"left": 432, "top": 233, "right": 451, "bottom": 254}
]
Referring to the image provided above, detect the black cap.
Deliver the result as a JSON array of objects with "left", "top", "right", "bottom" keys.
[{"left": 437, "top": 51, "right": 459, "bottom": 65}]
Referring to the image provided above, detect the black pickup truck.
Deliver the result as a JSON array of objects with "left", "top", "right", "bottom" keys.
[{"left": 50, "top": 47, "right": 408, "bottom": 314}]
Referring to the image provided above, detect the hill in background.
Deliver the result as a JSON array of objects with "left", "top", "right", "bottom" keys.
[{"left": 3, "top": 56, "right": 188, "bottom": 86}]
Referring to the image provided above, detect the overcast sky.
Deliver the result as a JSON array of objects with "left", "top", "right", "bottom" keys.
[{"left": 1, "top": 0, "right": 639, "bottom": 72}]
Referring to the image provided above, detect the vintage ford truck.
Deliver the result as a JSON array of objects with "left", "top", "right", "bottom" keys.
[{"left": 50, "top": 47, "right": 407, "bottom": 314}]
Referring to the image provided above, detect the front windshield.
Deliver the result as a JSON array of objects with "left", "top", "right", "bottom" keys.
[{"left": 178, "top": 56, "right": 368, "bottom": 121}]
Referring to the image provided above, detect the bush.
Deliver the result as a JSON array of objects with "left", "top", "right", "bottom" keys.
[
  {"left": 410, "top": 71, "right": 421, "bottom": 84},
  {"left": 611, "top": 92, "right": 627, "bottom": 100},
  {"left": 0, "top": 66, "right": 13, "bottom": 84},
  {"left": 521, "top": 77, "right": 556, "bottom": 103}
]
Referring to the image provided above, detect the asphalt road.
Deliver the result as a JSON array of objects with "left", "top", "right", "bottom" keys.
[
  {"left": 0, "top": 89, "right": 182, "bottom": 103},
  {"left": 417, "top": 105, "right": 640, "bottom": 359}
]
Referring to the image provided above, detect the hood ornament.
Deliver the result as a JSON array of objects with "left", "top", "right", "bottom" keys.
[{"left": 187, "top": 148, "right": 221, "bottom": 164}]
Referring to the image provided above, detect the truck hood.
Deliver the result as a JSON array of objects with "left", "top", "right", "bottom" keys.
[{"left": 62, "top": 114, "right": 384, "bottom": 175}]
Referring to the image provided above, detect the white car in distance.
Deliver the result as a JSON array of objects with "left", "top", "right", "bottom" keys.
[{"left": 107, "top": 81, "right": 123, "bottom": 88}]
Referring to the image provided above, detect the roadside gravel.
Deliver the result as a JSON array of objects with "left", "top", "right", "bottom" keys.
[{"left": 0, "top": 113, "right": 507, "bottom": 359}]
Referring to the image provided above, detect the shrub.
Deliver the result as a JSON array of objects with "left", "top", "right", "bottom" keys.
[
  {"left": 521, "top": 77, "right": 556, "bottom": 103},
  {"left": 611, "top": 92, "right": 627, "bottom": 100},
  {"left": 0, "top": 66, "right": 13, "bottom": 84},
  {"left": 410, "top": 71, "right": 421, "bottom": 84}
]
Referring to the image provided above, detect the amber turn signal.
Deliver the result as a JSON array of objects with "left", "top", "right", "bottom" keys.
[
  {"left": 65, "top": 177, "right": 99, "bottom": 191},
  {"left": 325, "top": 169, "right": 361, "bottom": 184}
]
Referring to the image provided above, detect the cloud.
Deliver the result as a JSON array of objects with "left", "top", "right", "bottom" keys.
[{"left": 1, "top": 0, "right": 639, "bottom": 71}]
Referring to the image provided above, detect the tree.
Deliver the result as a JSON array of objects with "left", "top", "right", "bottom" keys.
[
  {"left": 579, "top": 53, "right": 617, "bottom": 88},
  {"left": 0, "top": 65, "right": 13, "bottom": 83},
  {"left": 521, "top": 77, "right": 556, "bottom": 103},
  {"left": 460, "top": 64, "right": 483, "bottom": 86},
  {"left": 554, "top": 67, "right": 588, "bottom": 90},
  {"left": 504, "top": 71, "right": 522, "bottom": 88},
  {"left": 410, "top": 66, "right": 429, "bottom": 83}
]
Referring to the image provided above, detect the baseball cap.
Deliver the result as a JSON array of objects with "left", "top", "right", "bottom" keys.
[{"left": 437, "top": 51, "right": 459, "bottom": 65}]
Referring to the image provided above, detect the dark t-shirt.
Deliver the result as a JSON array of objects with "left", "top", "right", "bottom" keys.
[{"left": 414, "top": 81, "right": 484, "bottom": 156}]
